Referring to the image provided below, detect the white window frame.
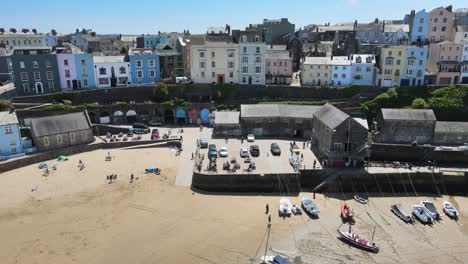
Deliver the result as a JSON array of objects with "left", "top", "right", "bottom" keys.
[
  {"left": 149, "top": 70, "right": 155, "bottom": 77},
  {"left": 23, "top": 83, "right": 30, "bottom": 92},
  {"left": 43, "top": 136, "right": 50, "bottom": 146},
  {"left": 136, "top": 60, "right": 143, "bottom": 67},
  {"left": 21, "top": 72, "right": 28, "bottom": 81},
  {"left": 136, "top": 70, "right": 143, "bottom": 78},
  {"left": 33, "top": 61, "right": 39, "bottom": 68},
  {"left": 19, "top": 61, "right": 25, "bottom": 69},
  {"left": 148, "top": 60, "right": 155, "bottom": 67},
  {"left": 48, "top": 82, "right": 55, "bottom": 90},
  {"left": 33, "top": 72, "right": 41, "bottom": 81}
]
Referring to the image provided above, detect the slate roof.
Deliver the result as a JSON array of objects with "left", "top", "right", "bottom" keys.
[
  {"left": 0, "top": 111, "right": 19, "bottom": 126},
  {"left": 313, "top": 103, "right": 349, "bottom": 129},
  {"left": 93, "top": 55, "right": 126, "bottom": 63},
  {"left": 214, "top": 111, "right": 240, "bottom": 125},
  {"left": 240, "top": 104, "right": 321, "bottom": 119},
  {"left": 266, "top": 50, "right": 291, "bottom": 60},
  {"left": 30, "top": 111, "right": 91, "bottom": 137},
  {"left": 435, "top": 121, "right": 468, "bottom": 133},
  {"left": 381, "top": 108, "right": 436, "bottom": 121},
  {"left": 303, "top": 56, "right": 332, "bottom": 65}
]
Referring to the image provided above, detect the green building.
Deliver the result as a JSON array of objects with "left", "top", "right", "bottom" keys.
[
  {"left": 157, "top": 46, "right": 184, "bottom": 79},
  {"left": 257, "top": 18, "right": 295, "bottom": 45}
]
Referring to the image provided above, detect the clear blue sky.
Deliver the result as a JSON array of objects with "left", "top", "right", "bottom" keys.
[{"left": 1, "top": 0, "right": 465, "bottom": 35}]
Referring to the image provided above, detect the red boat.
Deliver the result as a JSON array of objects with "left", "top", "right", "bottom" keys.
[{"left": 341, "top": 202, "right": 355, "bottom": 224}]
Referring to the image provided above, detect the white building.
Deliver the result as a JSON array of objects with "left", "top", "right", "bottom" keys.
[
  {"left": 300, "top": 57, "right": 332, "bottom": 86},
  {"left": 461, "top": 44, "right": 468, "bottom": 84},
  {"left": 330, "top": 56, "right": 352, "bottom": 86},
  {"left": 350, "top": 54, "right": 376, "bottom": 86},
  {"left": 0, "top": 31, "right": 47, "bottom": 50},
  {"left": 190, "top": 34, "right": 239, "bottom": 84},
  {"left": 233, "top": 28, "right": 267, "bottom": 85},
  {"left": 93, "top": 56, "right": 131, "bottom": 88}
]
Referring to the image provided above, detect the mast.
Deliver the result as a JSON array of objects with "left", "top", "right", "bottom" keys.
[{"left": 371, "top": 225, "right": 376, "bottom": 242}]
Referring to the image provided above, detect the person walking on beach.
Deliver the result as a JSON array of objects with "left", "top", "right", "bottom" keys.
[
  {"left": 130, "top": 173, "right": 134, "bottom": 183},
  {"left": 265, "top": 203, "right": 269, "bottom": 214},
  {"left": 268, "top": 215, "right": 271, "bottom": 223}
]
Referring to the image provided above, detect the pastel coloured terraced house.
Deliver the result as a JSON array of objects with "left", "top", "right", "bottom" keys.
[
  {"left": 330, "top": 56, "right": 352, "bottom": 86},
  {"left": 0, "top": 111, "right": 24, "bottom": 160},
  {"left": 460, "top": 44, "right": 468, "bottom": 84},
  {"left": 93, "top": 56, "right": 131, "bottom": 88},
  {"left": 128, "top": 48, "right": 160, "bottom": 85},
  {"left": 350, "top": 54, "right": 375, "bottom": 86},
  {"left": 410, "top": 9, "right": 430, "bottom": 44},
  {"left": 401, "top": 46, "right": 428, "bottom": 86},
  {"left": 56, "top": 43, "right": 96, "bottom": 90},
  {"left": 427, "top": 6, "right": 455, "bottom": 43},
  {"left": 379, "top": 46, "right": 407, "bottom": 87},
  {"left": 427, "top": 41, "right": 462, "bottom": 85},
  {"left": 265, "top": 45, "right": 292, "bottom": 85},
  {"left": 301, "top": 57, "right": 332, "bottom": 86}
]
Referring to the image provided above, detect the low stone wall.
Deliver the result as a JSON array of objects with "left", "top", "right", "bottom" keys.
[{"left": 0, "top": 139, "right": 181, "bottom": 174}]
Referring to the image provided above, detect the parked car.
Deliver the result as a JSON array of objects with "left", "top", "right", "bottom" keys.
[
  {"left": 250, "top": 145, "right": 260, "bottom": 157},
  {"left": 208, "top": 144, "right": 217, "bottom": 158},
  {"left": 247, "top": 134, "right": 255, "bottom": 142},
  {"left": 175, "top": 76, "right": 193, "bottom": 84},
  {"left": 161, "top": 78, "right": 175, "bottom": 84},
  {"left": 198, "top": 138, "right": 209, "bottom": 148},
  {"left": 290, "top": 143, "right": 301, "bottom": 154},
  {"left": 151, "top": 129, "right": 160, "bottom": 140},
  {"left": 240, "top": 147, "right": 249, "bottom": 158},
  {"left": 219, "top": 147, "right": 228, "bottom": 157},
  {"left": 148, "top": 120, "right": 162, "bottom": 126},
  {"left": 270, "top": 143, "right": 281, "bottom": 156},
  {"left": 132, "top": 123, "right": 150, "bottom": 134}
]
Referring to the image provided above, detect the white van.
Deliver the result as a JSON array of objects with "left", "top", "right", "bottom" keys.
[{"left": 175, "top": 76, "right": 192, "bottom": 84}]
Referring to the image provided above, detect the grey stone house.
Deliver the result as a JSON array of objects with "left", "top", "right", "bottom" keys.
[
  {"left": 311, "top": 104, "right": 369, "bottom": 167},
  {"left": 240, "top": 104, "right": 321, "bottom": 138},
  {"left": 213, "top": 111, "right": 241, "bottom": 136},
  {"left": 30, "top": 111, "right": 94, "bottom": 151},
  {"left": 0, "top": 48, "right": 11, "bottom": 82},
  {"left": 374, "top": 108, "right": 436, "bottom": 145},
  {"left": 10, "top": 47, "right": 60, "bottom": 96},
  {"left": 433, "top": 121, "right": 468, "bottom": 146}
]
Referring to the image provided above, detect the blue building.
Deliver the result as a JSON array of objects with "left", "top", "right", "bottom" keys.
[
  {"left": 75, "top": 53, "right": 96, "bottom": 89},
  {"left": 0, "top": 111, "right": 24, "bottom": 160},
  {"left": 128, "top": 48, "right": 160, "bottom": 85},
  {"left": 400, "top": 46, "right": 428, "bottom": 86},
  {"left": 410, "top": 9, "right": 429, "bottom": 44},
  {"left": 136, "top": 35, "right": 167, "bottom": 49}
]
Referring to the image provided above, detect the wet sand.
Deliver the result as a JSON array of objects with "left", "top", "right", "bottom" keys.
[{"left": 0, "top": 147, "right": 467, "bottom": 264}]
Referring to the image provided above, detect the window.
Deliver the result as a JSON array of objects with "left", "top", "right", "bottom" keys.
[
  {"left": 19, "top": 61, "right": 25, "bottom": 69},
  {"left": 333, "top": 74, "right": 338, "bottom": 78},
  {"left": 10, "top": 137, "right": 16, "bottom": 145},
  {"left": 385, "top": 58, "right": 393, "bottom": 65},
  {"left": 398, "top": 51, "right": 402, "bottom": 56},
  {"left": 148, "top": 60, "right": 155, "bottom": 67},
  {"left": 199, "top": 51, "right": 205, "bottom": 58},
  {"left": 443, "top": 17, "right": 447, "bottom": 23},
  {"left": 228, "top": 61, "right": 234, "bottom": 68},
  {"left": 211, "top": 72, "right": 215, "bottom": 78},
  {"left": 256, "top": 56, "right": 261, "bottom": 63},
  {"left": 408, "top": 59, "right": 415, "bottom": 66},
  {"left": 66, "top": 80, "right": 71, "bottom": 88},
  {"left": 242, "top": 47, "right": 247, "bottom": 53},
  {"left": 433, "top": 26, "right": 437, "bottom": 32},
  {"left": 136, "top": 70, "right": 143, "bottom": 78},
  {"left": 241, "top": 56, "right": 248, "bottom": 64},
  {"left": 70, "top": 132, "right": 75, "bottom": 142},
  {"left": 256, "top": 47, "right": 260, "bottom": 53},
  {"left": 211, "top": 51, "right": 215, "bottom": 58},
  {"left": 149, "top": 70, "right": 155, "bottom": 77},
  {"left": 57, "top": 135, "right": 63, "bottom": 144},
  {"left": 384, "top": 69, "right": 392, "bottom": 75},
  {"left": 64, "top": 59, "right": 69, "bottom": 66},
  {"left": 419, "top": 60, "right": 423, "bottom": 65},
  {"left": 21, "top": 72, "right": 28, "bottom": 81},
  {"left": 211, "top": 61, "right": 215, "bottom": 67},
  {"left": 65, "top": 69, "right": 70, "bottom": 78},
  {"left": 83, "top": 79, "right": 88, "bottom": 86},
  {"left": 33, "top": 72, "right": 41, "bottom": 80},
  {"left": 81, "top": 59, "right": 86, "bottom": 66},
  {"left": 241, "top": 66, "right": 248, "bottom": 73},
  {"left": 99, "top": 67, "right": 106, "bottom": 75},
  {"left": 229, "top": 72, "right": 233, "bottom": 78},
  {"left": 388, "top": 51, "right": 392, "bottom": 56},
  {"left": 396, "top": 60, "right": 401, "bottom": 65},
  {"left": 48, "top": 82, "right": 55, "bottom": 90},
  {"left": 418, "top": 27, "right": 423, "bottom": 33},
  {"left": 342, "top": 74, "right": 346, "bottom": 78},
  {"left": 419, "top": 18, "right": 424, "bottom": 23},
  {"left": 11, "top": 146, "right": 16, "bottom": 154},
  {"left": 441, "top": 26, "right": 446, "bottom": 32},
  {"left": 242, "top": 77, "right": 246, "bottom": 83},
  {"left": 366, "top": 67, "right": 371, "bottom": 72},
  {"left": 43, "top": 136, "right": 50, "bottom": 146},
  {"left": 201, "top": 71, "right": 205, "bottom": 78},
  {"left": 407, "top": 69, "right": 414, "bottom": 75},
  {"left": 119, "top": 66, "right": 126, "bottom": 74},
  {"left": 255, "top": 36, "right": 260, "bottom": 42},
  {"left": 255, "top": 66, "right": 261, "bottom": 73},
  {"left": 45, "top": 60, "right": 51, "bottom": 68},
  {"left": 228, "top": 51, "right": 234, "bottom": 58},
  {"left": 33, "top": 61, "right": 39, "bottom": 68},
  {"left": 23, "top": 83, "right": 30, "bottom": 92},
  {"left": 434, "top": 18, "right": 439, "bottom": 23},
  {"left": 317, "top": 73, "right": 321, "bottom": 77},
  {"left": 5, "top": 126, "right": 12, "bottom": 134},
  {"left": 200, "top": 61, "right": 206, "bottom": 68},
  {"left": 136, "top": 60, "right": 143, "bottom": 67}
]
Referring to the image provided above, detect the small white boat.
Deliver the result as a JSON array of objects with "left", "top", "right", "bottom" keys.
[
  {"left": 301, "top": 196, "right": 320, "bottom": 217},
  {"left": 442, "top": 201, "right": 458, "bottom": 219},
  {"left": 391, "top": 203, "right": 414, "bottom": 223},
  {"left": 354, "top": 195, "right": 368, "bottom": 204},
  {"left": 260, "top": 255, "right": 293, "bottom": 264},
  {"left": 337, "top": 229, "right": 379, "bottom": 253},
  {"left": 421, "top": 201, "right": 441, "bottom": 220},
  {"left": 412, "top": 205, "right": 432, "bottom": 224},
  {"left": 279, "top": 198, "right": 292, "bottom": 217}
]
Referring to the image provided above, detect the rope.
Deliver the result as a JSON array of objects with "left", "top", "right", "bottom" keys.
[{"left": 407, "top": 173, "right": 419, "bottom": 197}]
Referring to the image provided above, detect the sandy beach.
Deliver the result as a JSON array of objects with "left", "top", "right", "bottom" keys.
[{"left": 0, "top": 145, "right": 467, "bottom": 264}]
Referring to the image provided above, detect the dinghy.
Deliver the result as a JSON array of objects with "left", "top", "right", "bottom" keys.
[
  {"left": 390, "top": 203, "right": 414, "bottom": 223},
  {"left": 412, "top": 205, "right": 432, "bottom": 224},
  {"left": 301, "top": 196, "right": 320, "bottom": 217},
  {"left": 354, "top": 195, "right": 368, "bottom": 204},
  {"left": 442, "top": 201, "right": 458, "bottom": 219},
  {"left": 341, "top": 202, "right": 355, "bottom": 224},
  {"left": 279, "top": 198, "right": 292, "bottom": 217}
]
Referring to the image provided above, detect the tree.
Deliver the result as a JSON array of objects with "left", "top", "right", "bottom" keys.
[
  {"left": 120, "top": 46, "right": 128, "bottom": 55},
  {"left": 0, "top": 100, "right": 12, "bottom": 111},
  {"left": 153, "top": 83, "right": 169, "bottom": 102},
  {"left": 428, "top": 86, "right": 465, "bottom": 112},
  {"left": 411, "top": 98, "right": 428, "bottom": 109}
]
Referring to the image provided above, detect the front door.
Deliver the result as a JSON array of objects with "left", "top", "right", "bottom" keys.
[
  {"left": 217, "top": 74, "right": 225, "bottom": 84},
  {"left": 35, "top": 82, "right": 43, "bottom": 94},
  {"left": 248, "top": 76, "right": 252, "bottom": 84}
]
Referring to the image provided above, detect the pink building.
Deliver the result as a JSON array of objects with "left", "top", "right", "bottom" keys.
[
  {"left": 427, "top": 6, "right": 455, "bottom": 43},
  {"left": 427, "top": 41, "right": 462, "bottom": 85},
  {"left": 265, "top": 46, "right": 292, "bottom": 85}
]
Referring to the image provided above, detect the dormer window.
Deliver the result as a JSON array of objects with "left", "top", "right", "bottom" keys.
[
  {"left": 254, "top": 35, "right": 260, "bottom": 42},
  {"left": 366, "top": 57, "right": 372, "bottom": 63},
  {"left": 242, "top": 35, "right": 247, "bottom": 43},
  {"left": 356, "top": 57, "right": 362, "bottom": 63}
]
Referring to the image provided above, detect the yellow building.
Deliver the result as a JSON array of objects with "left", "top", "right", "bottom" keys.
[{"left": 379, "top": 46, "right": 407, "bottom": 87}]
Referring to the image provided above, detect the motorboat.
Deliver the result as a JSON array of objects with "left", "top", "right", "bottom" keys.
[
  {"left": 390, "top": 203, "right": 414, "bottom": 223},
  {"left": 341, "top": 202, "right": 355, "bottom": 224},
  {"left": 337, "top": 229, "right": 379, "bottom": 253},
  {"left": 291, "top": 205, "right": 302, "bottom": 215},
  {"left": 354, "top": 195, "right": 368, "bottom": 204},
  {"left": 421, "top": 201, "right": 441, "bottom": 220},
  {"left": 301, "top": 196, "right": 320, "bottom": 217},
  {"left": 442, "top": 201, "right": 458, "bottom": 219},
  {"left": 260, "top": 255, "right": 293, "bottom": 264},
  {"left": 279, "top": 198, "right": 292, "bottom": 217},
  {"left": 412, "top": 205, "right": 432, "bottom": 224}
]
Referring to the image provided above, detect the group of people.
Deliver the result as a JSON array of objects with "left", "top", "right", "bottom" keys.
[{"left": 106, "top": 174, "right": 117, "bottom": 184}]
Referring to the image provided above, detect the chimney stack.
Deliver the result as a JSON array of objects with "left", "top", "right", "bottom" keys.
[{"left": 10, "top": 28, "right": 17, "bottom": 33}]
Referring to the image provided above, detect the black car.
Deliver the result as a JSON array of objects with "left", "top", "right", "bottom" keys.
[
  {"left": 208, "top": 144, "right": 218, "bottom": 158},
  {"left": 270, "top": 143, "right": 281, "bottom": 156},
  {"left": 250, "top": 145, "right": 260, "bottom": 157}
]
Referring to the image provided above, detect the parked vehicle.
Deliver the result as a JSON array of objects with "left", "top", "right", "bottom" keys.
[
  {"left": 279, "top": 198, "right": 292, "bottom": 217},
  {"left": 260, "top": 255, "right": 293, "bottom": 264},
  {"left": 219, "top": 147, "right": 228, "bottom": 157},
  {"left": 250, "top": 145, "right": 260, "bottom": 157},
  {"left": 390, "top": 203, "right": 414, "bottom": 223},
  {"left": 132, "top": 123, "right": 150, "bottom": 134},
  {"left": 290, "top": 143, "right": 300, "bottom": 154},
  {"left": 151, "top": 129, "right": 160, "bottom": 140},
  {"left": 198, "top": 138, "right": 209, "bottom": 148},
  {"left": 247, "top": 134, "right": 255, "bottom": 142},
  {"left": 442, "top": 201, "right": 459, "bottom": 219},
  {"left": 240, "top": 147, "right": 249, "bottom": 158},
  {"left": 175, "top": 76, "right": 193, "bottom": 84},
  {"left": 270, "top": 143, "right": 281, "bottom": 156},
  {"left": 208, "top": 144, "right": 217, "bottom": 158},
  {"left": 412, "top": 205, "right": 432, "bottom": 224},
  {"left": 421, "top": 201, "right": 441, "bottom": 220}
]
